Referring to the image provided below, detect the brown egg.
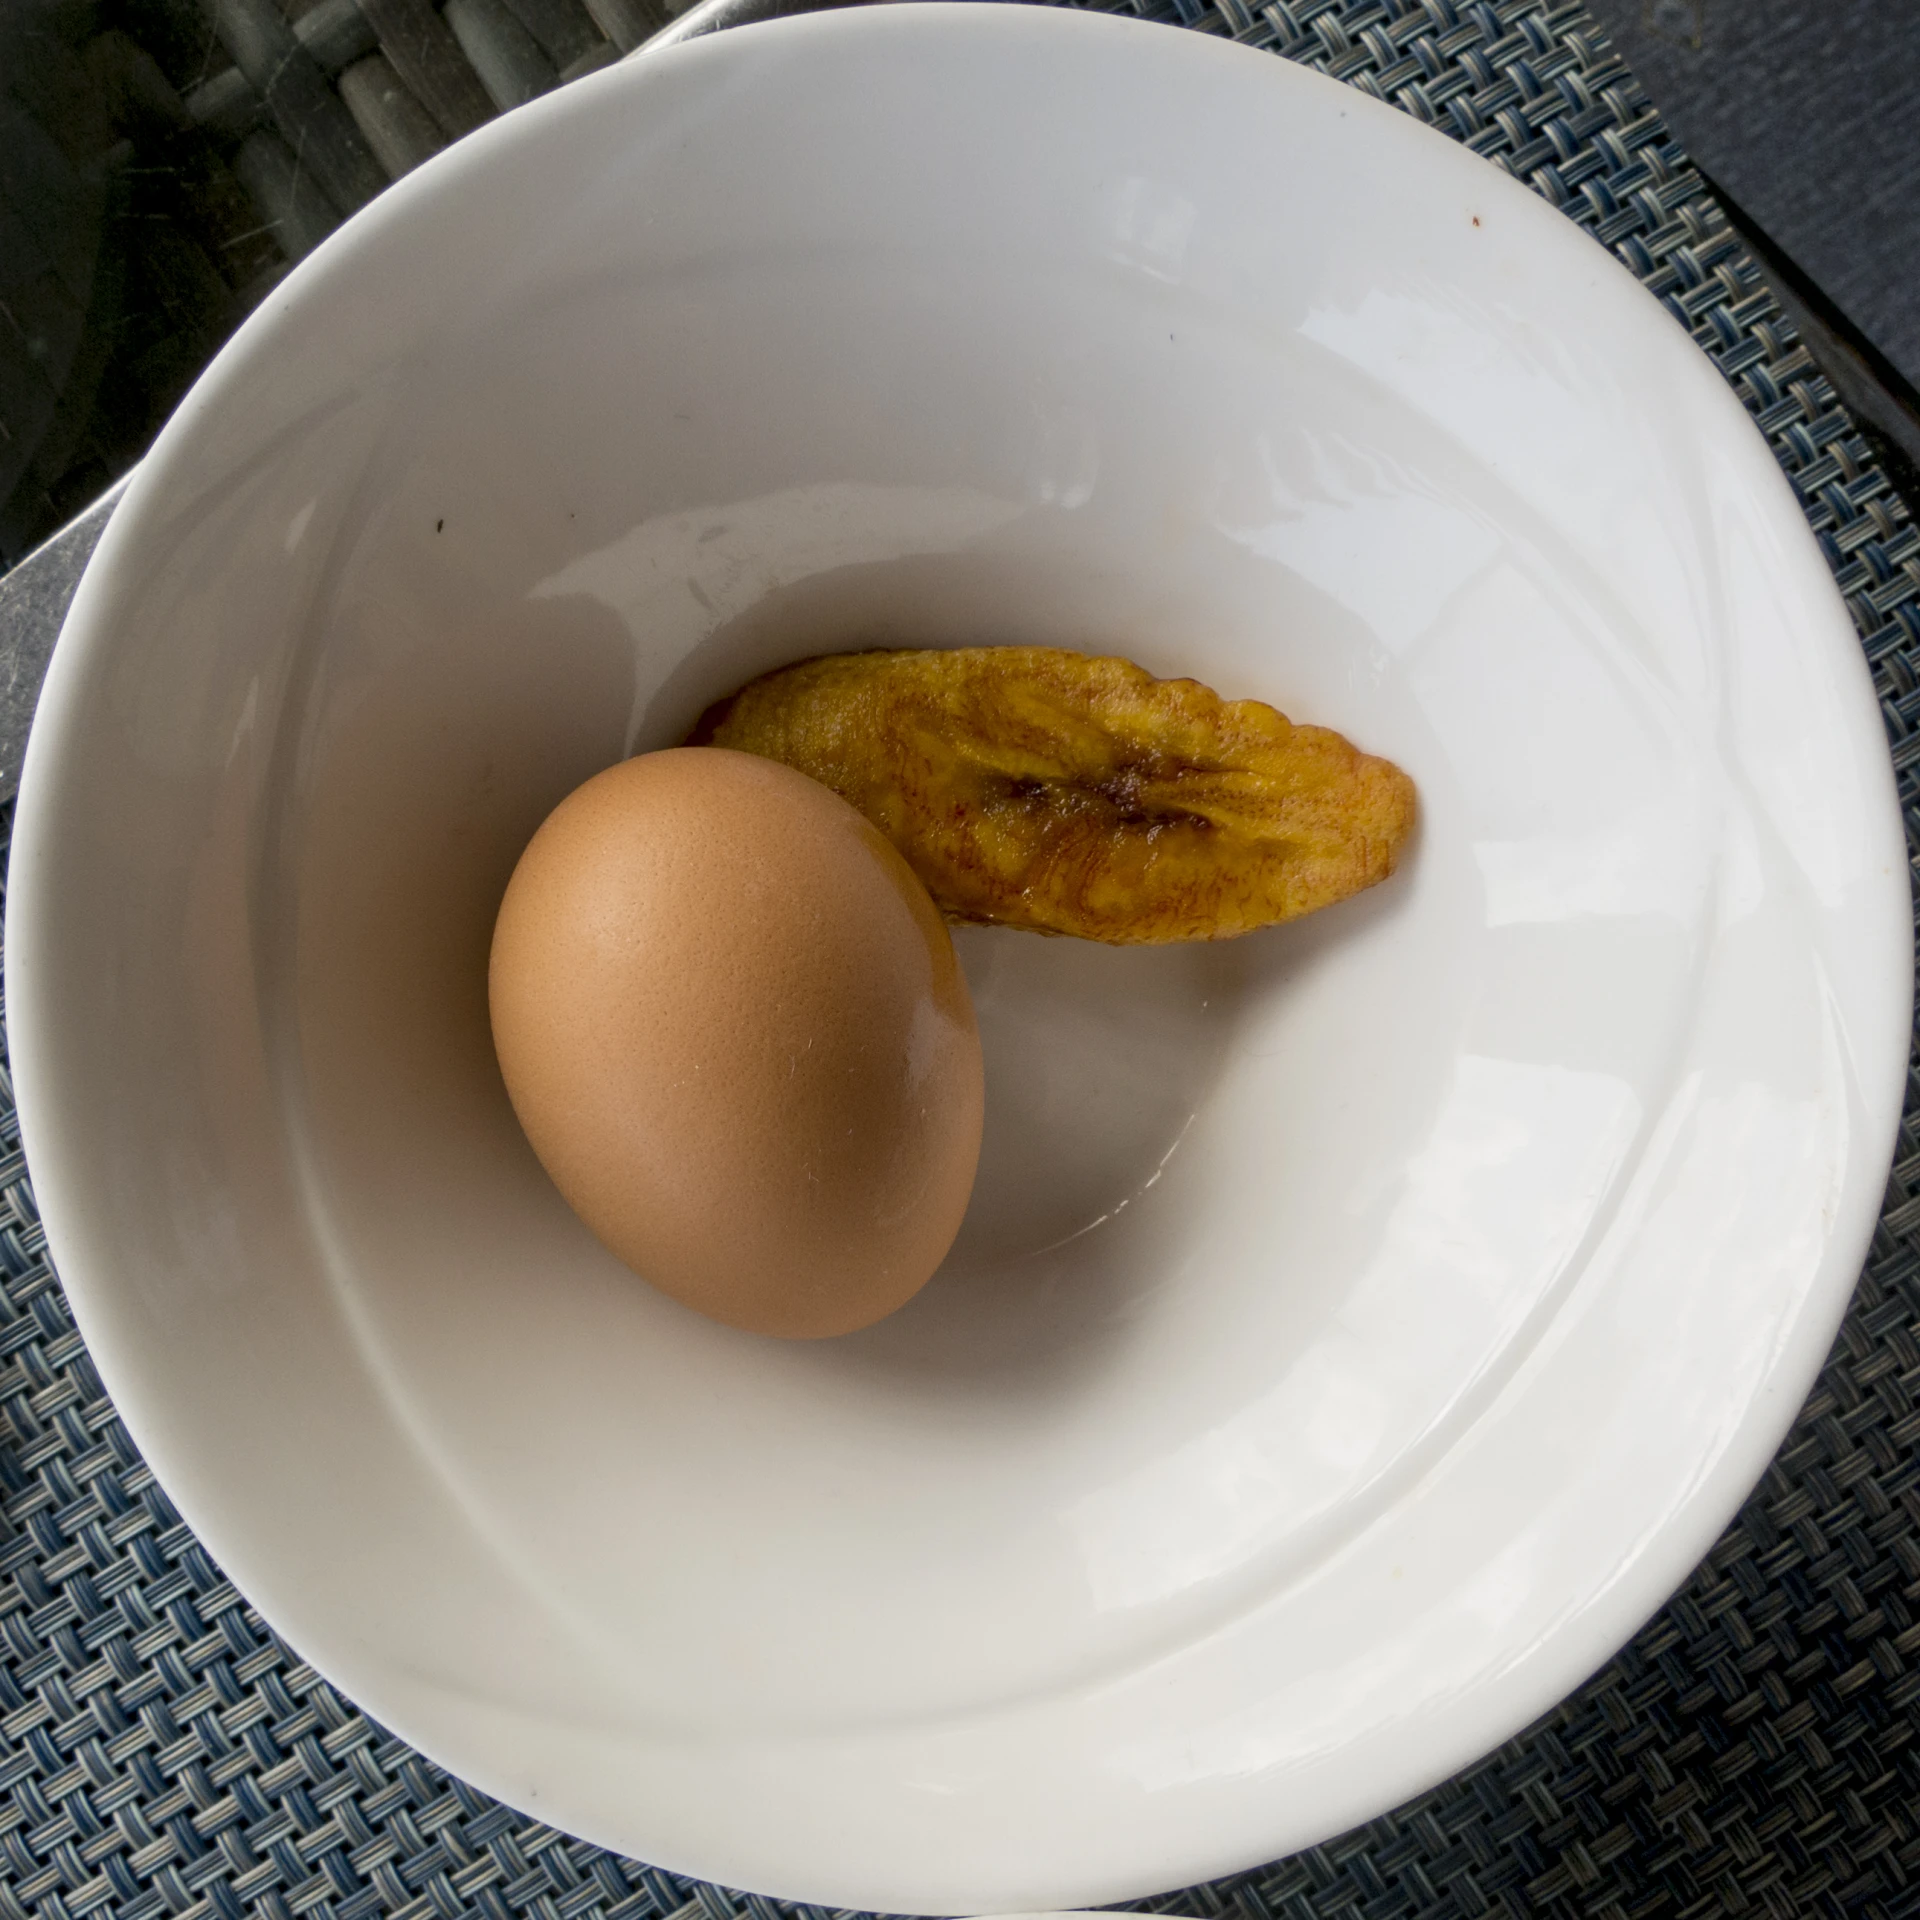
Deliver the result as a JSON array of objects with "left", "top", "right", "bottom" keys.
[{"left": 488, "top": 747, "right": 985, "bottom": 1338}]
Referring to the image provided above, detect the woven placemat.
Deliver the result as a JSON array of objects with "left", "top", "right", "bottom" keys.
[{"left": 3, "top": 2, "right": 1918, "bottom": 1917}]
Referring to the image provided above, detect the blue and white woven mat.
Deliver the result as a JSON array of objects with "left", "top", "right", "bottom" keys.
[{"left": 4, "top": 3, "right": 1919, "bottom": 1917}]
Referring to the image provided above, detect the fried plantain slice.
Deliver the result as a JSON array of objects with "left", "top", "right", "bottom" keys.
[{"left": 690, "top": 647, "right": 1415, "bottom": 943}]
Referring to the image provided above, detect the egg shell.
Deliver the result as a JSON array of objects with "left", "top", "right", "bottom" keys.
[{"left": 488, "top": 747, "right": 985, "bottom": 1338}]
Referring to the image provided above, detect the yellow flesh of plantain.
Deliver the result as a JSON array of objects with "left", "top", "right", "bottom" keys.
[{"left": 692, "top": 647, "right": 1415, "bottom": 944}]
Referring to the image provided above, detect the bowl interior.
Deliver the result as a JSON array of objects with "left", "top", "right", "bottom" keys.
[
  {"left": 11, "top": 7, "right": 1906, "bottom": 1909},
  {"left": 260, "top": 231, "right": 1704, "bottom": 1728}
]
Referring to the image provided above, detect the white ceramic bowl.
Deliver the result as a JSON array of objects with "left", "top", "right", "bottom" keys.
[{"left": 8, "top": 6, "right": 1909, "bottom": 1913}]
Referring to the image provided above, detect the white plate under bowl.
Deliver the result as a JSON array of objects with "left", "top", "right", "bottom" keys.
[{"left": 7, "top": 6, "right": 1909, "bottom": 1912}]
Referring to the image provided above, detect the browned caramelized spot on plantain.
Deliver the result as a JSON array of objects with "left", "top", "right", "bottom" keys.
[{"left": 690, "top": 647, "right": 1415, "bottom": 943}]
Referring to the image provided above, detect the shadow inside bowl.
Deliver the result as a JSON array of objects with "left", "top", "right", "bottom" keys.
[
  {"left": 813, "top": 862, "right": 1421, "bottom": 1405},
  {"left": 948, "top": 924, "right": 1240, "bottom": 1268}
]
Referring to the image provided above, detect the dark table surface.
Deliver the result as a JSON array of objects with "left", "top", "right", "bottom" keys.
[{"left": 1583, "top": 0, "right": 1920, "bottom": 489}]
